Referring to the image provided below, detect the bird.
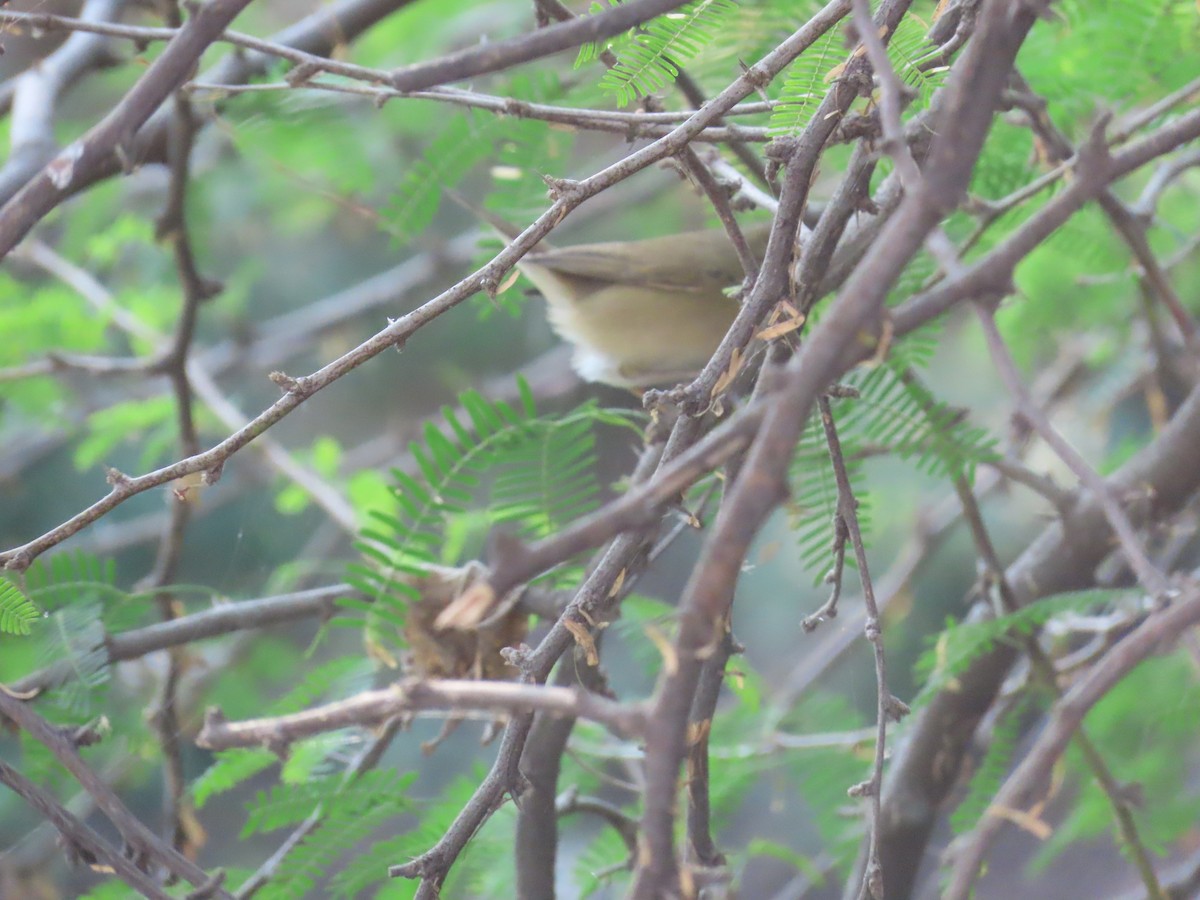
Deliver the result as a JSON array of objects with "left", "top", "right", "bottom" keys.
[{"left": 456, "top": 194, "right": 773, "bottom": 388}]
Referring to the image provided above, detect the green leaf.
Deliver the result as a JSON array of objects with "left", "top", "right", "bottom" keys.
[
  {"left": 599, "top": 0, "right": 739, "bottom": 106},
  {"left": 74, "top": 396, "right": 176, "bottom": 472},
  {"left": 242, "top": 769, "right": 414, "bottom": 837},
  {"left": 914, "top": 590, "right": 1137, "bottom": 706},
  {"left": 383, "top": 113, "right": 495, "bottom": 243},
  {"left": 193, "top": 749, "right": 279, "bottom": 809},
  {"left": 769, "top": 28, "right": 844, "bottom": 134},
  {"left": 352, "top": 380, "right": 637, "bottom": 658},
  {"left": 0, "top": 580, "right": 39, "bottom": 636}
]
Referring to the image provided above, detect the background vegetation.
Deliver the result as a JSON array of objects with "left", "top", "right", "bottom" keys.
[{"left": 1, "top": 0, "right": 1199, "bottom": 898}]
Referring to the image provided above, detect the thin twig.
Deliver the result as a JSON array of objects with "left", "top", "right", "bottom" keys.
[
  {"left": 0, "top": 759, "right": 174, "bottom": 900},
  {"left": 949, "top": 474, "right": 1166, "bottom": 899},
  {"left": 5, "top": 585, "right": 351, "bottom": 698},
  {"left": 184, "top": 78, "right": 774, "bottom": 143},
  {"left": 973, "top": 303, "right": 1170, "bottom": 598},
  {"left": 0, "top": 691, "right": 231, "bottom": 896},
  {"left": 818, "top": 396, "right": 898, "bottom": 900},
  {"left": 942, "top": 587, "right": 1200, "bottom": 900}
]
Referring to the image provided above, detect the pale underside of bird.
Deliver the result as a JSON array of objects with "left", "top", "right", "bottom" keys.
[{"left": 509, "top": 221, "right": 773, "bottom": 388}]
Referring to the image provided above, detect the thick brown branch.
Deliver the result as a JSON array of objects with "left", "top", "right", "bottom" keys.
[
  {"left": 386, "top": 0, "right": 691, "bottom": 92},
  {"left": 943, "top": 587, "right": 1200, "bottom": 899},
  {"left": 630, "top": 1, "right": 1040, "bottom": 895},
  {"left": 875, "top": 379, "right": 1200, "bottom": 897},
  {"left": 0, "top": 0, "right": 256, "bottom": 259}
]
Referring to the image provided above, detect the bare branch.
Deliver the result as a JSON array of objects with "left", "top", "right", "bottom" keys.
[
  {"left": 386, "top": 0, "right": 692, "bottom": 92},
  {"left": 0, "top": 0, "right": 257, "bottom": 258},
  {"left": 942, "top": 586, "right": 1200, "bottom": 900},
  {"left": 974, "top": 304, "right": 1170, "bottom": 597},
  {"left": 196, "top": 679, "right": 646, "bottom": 752},
  {"left": 0, "top": 759, "right": 175, "bottom": 900},
  {"left": 875, "top": 378, "right": 1200, "bottom": 898},
  {"left": 0, "top": 690, "right": 231, "bottom": 896}
]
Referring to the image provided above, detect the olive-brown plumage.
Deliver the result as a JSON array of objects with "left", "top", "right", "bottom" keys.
[
  {"left": 453, "top": 189, "right": 775, "bottom": 389},
  {"left": 515, "top": 222, "right": 772, "bottom": 387}
]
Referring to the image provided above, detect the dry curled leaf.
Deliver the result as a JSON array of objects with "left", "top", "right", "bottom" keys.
[
  {"left": 563, "top": 617, "right": 599, "bottom": 666},
  {"left": 434, "top": 581, "right": 496, "bottom": 630},
  {"left": 400, "top": 563, "right": 528, "bottom": 682},
  {"left": 755, "top": 300, "right": 806, "bottom": 341},
  {"left": 987, "top": 804, "right": 1053, "bottom": 840},
  {"left": 711, "top": 346, "right": 743, "bottom": 399},
  {"left": 645, "top": 624, "right": 679, "bottom": 675}
]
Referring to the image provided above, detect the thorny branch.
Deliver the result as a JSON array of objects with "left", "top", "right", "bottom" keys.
[
  {"left": 818, "top": 395, "right": 902, "bottom": 900},
  {"left": 5, "top": 0, "right": 1200, "bottom": 898},
  {"left": 943, "top": 587, "right": 1200, "bottom": 900},
  {"left": 0, "top": 759, "right": 175, "bottom": 900},
  {"left": 631, "top": 3, "right": 1041, "bottom": 896},
  {"left": 974, "top": 304, "right": 1170, "bottom": 597},
  {"left": 948, "top": 471, "right": 1167, "bottom": 899},
  {"left": 1, "top": 0, "right": 853, "bottom": 571},
  {"left": 0, "top": 689, "right": 232, "bottom": 896}
]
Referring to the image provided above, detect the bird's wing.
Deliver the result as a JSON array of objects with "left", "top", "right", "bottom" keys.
[
  {"left": 448, "top": 187, "right": 772, "bottom": 293},
  {"left": 530, "top": 227, "right": 761, "bottom": 293}
]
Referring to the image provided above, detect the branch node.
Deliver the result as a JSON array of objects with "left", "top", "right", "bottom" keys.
[
  {"left": 269, "top": 371, "right": 315, "bottom": 397},
  {"left": 826, "top": 383, "right": 861, "bottom": 400},
  {"left": 69, "top": 716, "right": 110, "bottom": 748},
  {"left": 268, "top": 370, "right": 299, "bottom": 392},
  {"left": 184, "top": 868, "right": 228, "bottom": 900},
  {"left": 2, "top": 552, "right": 32, "bottom": 575},
  {"left": 114, "top": 135, "right": 138, "bottom": 176},
  {"left": 1076, "top": 112, "right": 1115, "bottom": 175},
  {"left": 46, "top": 142, "right": 84, "bottom": 190},
  {"left": 866, "top": 861, "right": 885, "bottom": 899},
  {"left": 479, "top": 269, "right": 504, "bottom": 300},
  {"left": 764, "top": 135, "right": 797, "bottom": 165},
  {"left": 886, "top": 694, "right": 911, "bottom": 722},
  {"left": 848, "top": 778, "right": 877, "bottom": 798},
  {"left": 540, "top": 174, "right": 580, "bottom": 202},
  {"left": 740, "top": 61, "right": 772, "bottom": 90},
  {"left": 834, "top": 109, "right": 881, "bottom": 144},
  {"left": 503, "top": 97, "right": 532, "bottom": 117},
  {"left": 801, "top": 612, "right": 825, "bottom": 633},
  {"left": 500, "top": 642, "right": 532, "bottom": 671},
  {"left": 105, "top": 467, "right": 131, "bottom": 488},
  {"left": 285, "top": 61, "right": 323, "bottom": 87},
  {"left": 197, "top": 276, "right": 224, "bottom": 301},
  {"left": 265, "top": 733, "right": 290, "bottom": 760}
]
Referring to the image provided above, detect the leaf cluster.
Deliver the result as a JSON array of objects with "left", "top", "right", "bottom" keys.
[{"left": 345, "top": 379, "right": 636, "bottom": 661}]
